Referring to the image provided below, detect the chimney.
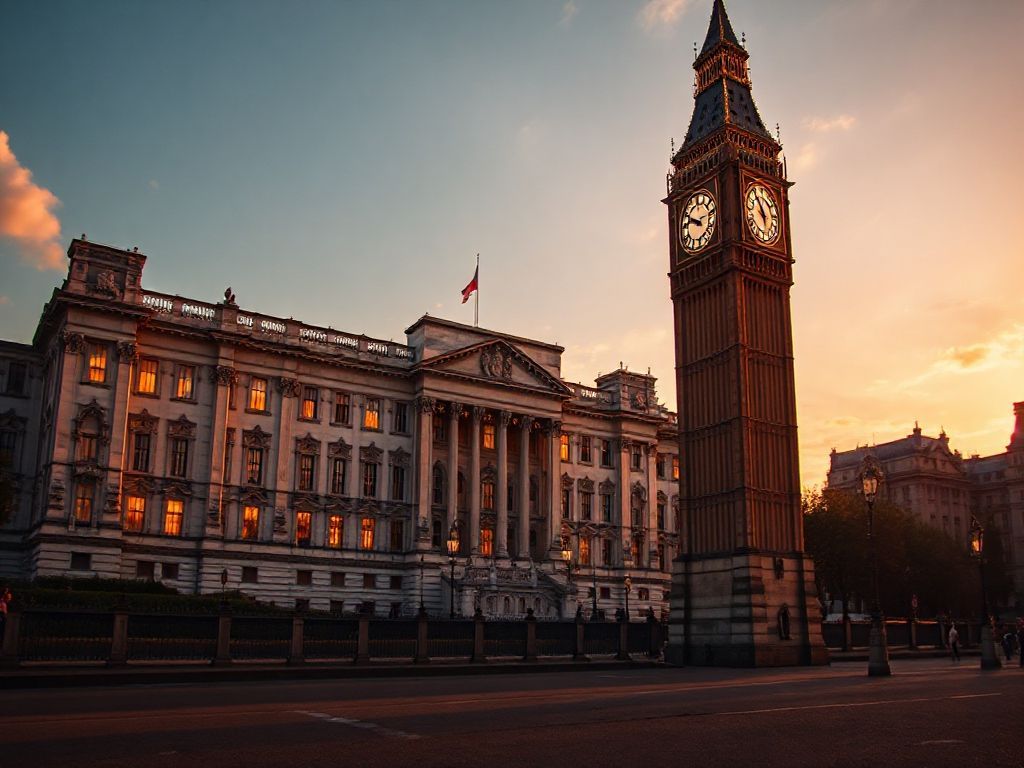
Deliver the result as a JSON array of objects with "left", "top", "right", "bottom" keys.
[{"left": 1010, "top": 401, "right": 1024, "bottom": 450}]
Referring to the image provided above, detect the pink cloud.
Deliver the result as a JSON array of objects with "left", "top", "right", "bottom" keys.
[{"left": 0, "top": 130, "right": 65, "bottom": 271}]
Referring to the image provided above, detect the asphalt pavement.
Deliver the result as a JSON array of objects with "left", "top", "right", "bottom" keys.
[{"left": 1, "top": 659, "right": 1021, "bottom": 768}]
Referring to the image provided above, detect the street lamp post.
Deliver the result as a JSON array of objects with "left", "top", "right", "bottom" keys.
[
  {"left": 591, "top": 543, "right": 599, "bottom": 621},
  {"left": 418, "top": 555, "right": 425, "bottom": 614},
  {"left": 561, "top": 537, "right": 575, "bottom": 616},
  {"left": 446, "top": 521, "right": 460, "bottom": 620},
  {"left": 969, "top": 516, "right": 1002, "bottom": 670},
  {"left": 624, "top": 574, "right": 632, "bottom": 622},
  {"left": 860, "top": 457, "right": 891, "bottom": 677}
]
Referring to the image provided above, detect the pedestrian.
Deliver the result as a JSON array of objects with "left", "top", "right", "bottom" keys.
[
  {"left": 1017, "top": 621, "right": 1024, "bottom": 669},
  {"left": 0, "top": 586, "right": 10, "bottom": 639},
  {"left": 1001, "top": 628, "right": 1015, "bottom": 661},
  {"left": 948, "top": 622, "right": 960, "bottom": 662}
]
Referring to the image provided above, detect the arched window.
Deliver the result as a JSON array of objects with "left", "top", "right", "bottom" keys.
[{"left": 777, "top": 605, "right": 791, "bottom": 640}]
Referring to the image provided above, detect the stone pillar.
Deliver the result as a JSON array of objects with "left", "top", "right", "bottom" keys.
[
  {"left": 208, "top": 364, "right": 237, "bottom": 537},
  {"left": 1, "top": 610, "right": 21, "bottom": 667},
  {"left": 105, "top": 342, "right": 137, "bottom": 528},
  {"left": 524, "top": 609, "right": 538, "bottom": 662},
  {"left": 355, "top": 612, "right": 370, "bottom": 663},
  {"left": 574, "top": 610, "right": 588, "bottom": 661},
  {"left": 547, "top": 420, "right": 562, "bottom": 552},
  {"left": 415, "top": 607, "right": 430, "bottom": 664},
  {"left": 288, "top": 615, "right": 304, "bottom": 664},
  {"left": 414, "top": 397, "right": 435, "bottom": 548},
  {"left": 645, "top": 443, "right": 658, "bottom": 567},
  {"left": 518, "top": 417, "right": 533, "bottom": 560},
  {"left": 471, "top": 608, "right": 486, "bottom": 663},
  {"left": 214, "top": 612, "right": 232, "bottom": 665},
  {"left": 470, "top": 407, "right": 483, "bottom": 555},
  {"left": 108, "top": 610, "right": 129, "bottom": 666},
  {"left": 618, "top": 439, "right": 633, "bottom": 566},
  {"left": 496, "top": 410, "right": 511, "bottom": 558},
  {"left": 616, "top": 614, "right": 631, "bottom": 661},
  {"left": 447, "top": 402, "right": 461, "bottom": 536},
  {"left": 273, "top": 376, "right": 300, "bottom": 544}
]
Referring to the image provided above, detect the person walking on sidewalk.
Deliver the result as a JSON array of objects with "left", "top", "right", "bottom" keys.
[{"left": 948, "top": 622, "right": 960, "bottom": 662}]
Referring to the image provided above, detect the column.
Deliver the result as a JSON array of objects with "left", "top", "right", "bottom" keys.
[
  {"left": 273, "top": 376, "right": 300, "bottom": 544},
  {"left": 496, "top": 410, "right": 511, "bottom": 557},
  {"left": 106, "top": 341, "right": 137, "bottom": 527},
  {"left": 547, "top": 420, "right": 562, "bottom": 553},
  {"left": 618, "top": 438, "right": 632, "bottom": 566},
  {"left": 447, "top": 402, "right": 461, "bottom": 536},
  {"left": 414, "top": 396, "right": 435, "bottom": 547},
  {"left": 470, "top": 407, "right": 483, "bottom": 555},
  {"left": 645, "top": 443, "right": 659, "bottom": 568},
  {"left": 208, "top": 364, "right": 237, "bottom": 538},
  {"left": 518, "top": 416, "right": 533, "bottom": 560}
]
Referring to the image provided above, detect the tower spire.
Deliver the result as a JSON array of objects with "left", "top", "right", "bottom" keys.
[{"left": 700, "top": 0, "right": 741, "bottom": 57}]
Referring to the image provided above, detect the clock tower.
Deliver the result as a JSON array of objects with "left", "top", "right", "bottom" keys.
[{"left": 664, "top": 0, "right": 826, "bottom": 666}]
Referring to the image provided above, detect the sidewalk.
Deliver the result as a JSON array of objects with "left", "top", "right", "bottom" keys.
[{"left": 826, "top": 647, "right": 980, "bottom": 662}]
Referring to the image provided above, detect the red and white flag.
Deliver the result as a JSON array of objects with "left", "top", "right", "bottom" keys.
[{"left": 461, "top": 265, "right": 479, "bottom": 304}]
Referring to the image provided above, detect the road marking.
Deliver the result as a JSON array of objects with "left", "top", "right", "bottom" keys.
[
  {"left": 293, "top": 710, "right": 420, "bottom": 740},
  {"left": 716, "top": 693, "right": 1001, "bottom": 717}
]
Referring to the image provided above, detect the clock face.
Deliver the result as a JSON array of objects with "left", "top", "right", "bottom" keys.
[
  {"left": 679, "top": 190, "right": 717, "bottom": 254},
  {"left": 745, "top": 183, "right": 780, "bottom": 243}
]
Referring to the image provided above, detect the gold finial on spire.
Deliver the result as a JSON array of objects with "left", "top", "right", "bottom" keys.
[
  {"left": 693, "top": 42, "right": 697, "bottom": 60},
  {"left": 741, "top": 31, "right": 746, "bottom": 49}
]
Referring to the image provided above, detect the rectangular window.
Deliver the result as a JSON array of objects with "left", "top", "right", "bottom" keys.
[
  {"left": 296, "top": 569, "right": 312, "bottom": 586},
  {"left": 132, "top": 433, "right": 151, "bottom": 472},
  {"left": 433, "top": 418, "right": 447, "bottom": 442},
  {"left": 638, "top": 587, "right": 650, "bottom": 601},
  {"left": 134, "top": 358, "right": 158, "bottom": 394},
  {"left": 295, "top": 511, "right": 312, "bottom": 546},
  {"left": 74, "top": 482, "right": 94, "bottom": 524},
  {"left": 164, "top": 499, "right": 184, "bottom": 536},
  {"left": 242, "top": 566, "right": 258, "bottom": 584},
  {"left": 657, "top": 502, "right": 666, "bottom": 530},
  {"left": 672, "top": 456, "right": 679, "bottom": 480},
  {"left": 245, "top": 447, "right": 263, "bottom": 485},
  {"left": 580, "top": 492, "right": 593, "bottom": 521},
  {"left": 5, "top": 361, "right": 27, "bottom": 394},
  {"left": 392, "top": 401, "right": 409, "bottom": 433},
  {"left": 298, "top": 454, "right": 316, "bottom": 491},
  {"left": 631, "top": 445, "right": 643, "bottom": 471},
  {"left": 174, "top": 365, "right": 195, "bottom": 400},
  {"left": 599, "top": 587, "right": 611, "bottom": 600},
  {"left": 561, "top": 488, "right": 571, "bottom": 518},
  {"left": 363, "top": 398, "right": 380, "bottom": 430},
  {"left": 360, "top": 517, "right": 375, "bottom": 550},
  {"left": 601, "top": 439, "right": 613, "bottom": 467},
  {"left": 362, "top": 573, "right": 375, "bottom": 589},
  {"left": 0, "top": 430, "right": 15, "bottom": 468},
  {"left": 88, "top": 343, "right": 107, "bottom": 383},
  {"left": 391, "top": 465, "right": 406, "bottom": 501},
  {"left": 124, "top": 495, "right": 145, "bottom": 532},
  {"left": 170, "top": 438, "right": 189, "bottom": 477},
  {"left": 331, "top": 571, "right": 345, "bottom": 587},
  {"left": 560, "top": 434, "right": 570, "bottom": 462},
  {"left": 330, "top": 600, "right": 345, "bottom": 614},
  {"left": 390, "top": 519, "right": 404, "bottom": 551},
  {"left": 579, "top": 537, "right": 591, "bottom": 566},
  {"left": 241, "top": 506, "right": 260, "bottom": 540},
  {"left": 330, "top": 458, "right": 347, "bottom": 495},
  {"left": 300, "top": 386, "right": 318, "bottom": 420},
  {"left": 362, "top": 463, "right": 378, "bottom": 498},
  {"left": 432, "top": 468, "right": 444, "bottom": 506},
  {"left": 78, "top": 433, "right": 97, "bottom": 462},
  {"left": 580, "top": 436, "right": 592, "bottom": 463},
  {"left": 69, "top": 552, "right": 91, "bottom": 571},
  {"left": 482, "top": 480, "right": 495, "bottom": 511},
  {"left": 601, "top": 539, "right": 612, "bottom": 566},
  {"left": 248, "top": 377, "right": 268, "bottom": 411},
  {"left": 600, "top": 493, "right": 613, "bottom": 522},
  {"left": 328, "top": 514, "right": 343, "bottom": 548},
  {"left": 389, "top": 575, "right": 402, "bottom": 590},
  {"left": 163, "top": 563, "right": 180, "bottom": 581},
  {"left": 480, "top": 528, "right": 494, "bottom": 557},
  {"left": 333, "top": 392, "right": 351, "bottom": 424},
  {"left": 656, "top": 454, "right": 666, "bottom": 479},
  {"left": 136, "top": 561, "right": 155, "bottom": 580},
  {"left": 483, "top": 423, "right": 495, "bottom": 450}
]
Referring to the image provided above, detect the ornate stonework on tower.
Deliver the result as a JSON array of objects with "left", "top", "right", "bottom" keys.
[{"left": 664, "top": 0, "right": 827, "bottom": 666}]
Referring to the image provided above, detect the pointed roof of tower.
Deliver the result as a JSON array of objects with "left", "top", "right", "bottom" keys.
[{"left": 699, "top": 0, "right": 741, "bottom": 57}]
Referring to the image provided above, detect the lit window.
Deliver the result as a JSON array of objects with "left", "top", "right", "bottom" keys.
[
  {"left": 480, "top": 528, "right": 493, "bottom": 557},
  {"left": 170, "top": 438, "right": 189, "bottom": 478},
  {"left": 242, "top": 505, "right": 260, "bottom": 540},
  {"left": 298, "top": 454, "right": 316, "bottom": 491},
  {"left": 333, "top": 392, "right": 350, "bottom": 424},
  {"left": 136, "top": 358, "right": 158, "bottom": 394},
  {"left": 482, "top": 480, "right": 495, "bottom": 511},
  {"left": 363, "top": 398, "right": 380, "bottom": 430},
  {"left": 164, "top": 499, "right": 183, "bottom": 536},
  {"left": 360, "top": 517, "right": 375, "bottom": 550},
  {"left": 672, "top": 456, "right": 680, "bottom": 480},
  {"left": 248, "top": 377, "right": 268, "bottom": 411},
  {"left": 328, "top": 514, "right": 343, "bottom": 548},
  {"left": 74, "top": 482, "right": 94, "bottom": 524},
  {"left": 124, "top": 495, "right": 145, "bottom": 532},
  {"left": 245, "top": 447, "right": 263, "bottom": 485},
  {"left": 362, "top": 462, "right": 378, "bottom": 498},
  {"left": 330, "top": 458, "right": 347, "bottom": 495},
  {"left": 560, "top": 434, "right": 570, "bottom": 462},
  {"left": 88, "top": 344, "right": 107, "bottom": 383},
  {"left": 391, "top": 465, "right": 406, "bottom": 501},
  {"left": 580, "top": 436, "right": 592, "bottom": 463},
  {"left": 132, "top": 433, "right": 150, "bottom": 472},
  {"left": 390, "top": 519, "right": 404, "bottom": 551},
  {"left": 392, "top": 402, "right": 409, "bottom": 433},
  {"left": 295, "top": 511, "right": 312, "bottom": 546},
  {"left": 483, "top": 423, "right": 495, "bottom": 450},
  {"left": 579, "top": 537, "right": 591, "bottom": 566},
  {"left": 300, "top": 386, "right": 318, "bottom": 420},
  {"left": 175, "top": 365, "right": 195, "bottom": 399}
]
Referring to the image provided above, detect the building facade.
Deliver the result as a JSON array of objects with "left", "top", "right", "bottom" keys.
[
  {"left": 827, "top": 405, "right": 1024, "bottom": 609},
  {"left": 0, "top": 238, "right": 681, "bottom": 619}
]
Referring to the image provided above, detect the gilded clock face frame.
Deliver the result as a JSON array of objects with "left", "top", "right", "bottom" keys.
[
  {"left": 678, "top": 190, "right": 717, "bottom": 254},
  {"left": 745, "top": 183, "right": 780, "bottom": 244}
]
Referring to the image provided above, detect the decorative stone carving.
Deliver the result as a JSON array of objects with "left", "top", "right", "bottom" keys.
[
  {"left": 243, "top": 425, "right": 273, "bottom": 450},
  {"left": 620, "top": 438, "right": 634, "bottom": 452},
  {"left": 481, "top": 464, "right": 497, "bottom": 483},
  {"left": 93, "top": 270, "right": 119, "bottom": 297},
  {"left": 207, "top": 500, "right": 222, "bottom": 527},
  {"left": 449, "top": 401, "right": 463, "bottom": 419},
  {"left": 579, "top": 476, "right": 595, "bottom": 493},
  {"left": 273, "top": 508, "right": 287, "bottom": 534},
  {"left": 360, "top": 442, "right": 383, "bottom": 464},
  {"left": 276, "top": 377, "right": 300, "bottom": 398},
  {"left": 213, "top": 365, "right": 239, "bottom": 386},
  {"left": 498, "top": 410, "right": 512, "bottom": 428},
  {"left": 415, "top": 396, "right": 436, "bottom": 413},
  {"left": 480, "top": 347, "right": 514, "bottom": 381},
  {"left": 631, "top": 481, "right": 648, "bottom": 504},
  {"left": 389, "top": 447, "right": 411, "bottom": 468},
  {"left": 123, "top": 475, "right": 154, "bottom": 495},
  {"left": 162, "top": 480, "right": 193, "bottom": 497},
  {"left": 631, "top": 389, "right": 648, "bottom": 410},
  {"left": 128, "top": 409, "right": 158, "bottom": 435},
  {"left": 104, "top": 486, "right": 121, "bottom": 516},
  {"left": 117, "top": 341, "right": 138, "bottom": 362},
  {"left": 560, "top": 473, "right": 574, "bottom": 489},
  {"left": 471, "top": 405, "right": 486, "bottom": 423},
  {"left": 599, "top": 479, "right": 616, "bottom": 494},
  {"left": 327, "top": 437, "right": 352, "bottom": 459},
  {"left": 295, "top": 433, "right": 321, "bottom": 455},
  {"left": 0, "top": 409, "right": 26, "bottom": 432},
  {"left": 47, "top": 479, "right": 65, "bottom": 510},
  {"left": 73, "top": 399, "right": 110, "bottom": 445},
  {"left": 61, "top": 330, "right": 86, "bottom": 354},
  {"left": 657, "top": 490, "right": 668, "bottom": 503},
  {"left": 543, "top": 419, "right": 562, "bottom": 437},
  {"left": 167, "top": 414, "right": 197, "bottom": 439},
  {"left": 519, "top": 416, "right": 534, "bottom": 432}
]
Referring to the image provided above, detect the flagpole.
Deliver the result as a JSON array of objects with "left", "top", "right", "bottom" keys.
[{"left": 474, "top": 253, "right": 479, "bottom": 327}]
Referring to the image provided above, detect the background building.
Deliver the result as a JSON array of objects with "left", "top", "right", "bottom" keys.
[{"left": 0, "top": 238, "right": 681, "bottom": 619}]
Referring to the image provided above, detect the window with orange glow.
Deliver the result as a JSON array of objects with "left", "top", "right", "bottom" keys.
[
  {"left": 480, "top": 527, "right": 493, "bottom": 557},
  {"left": 124, "top": 495, "right": 145, "bottom": 532},
  {"left": 248, "top": 377, "right": 267, "bottom": 411},
  {"left": 482, "top": 480, "right": 495, "bottom": 511},
  {"left": 363, "top": 398, "right": 380, "bottom": 430},
  {"left": 295, "top": 511, "right": 312, "bottom": 546},
  {"left": 241, "top": 505, "right": 259, "bottom": 540},
  {"left": 300, "top": 386, "right": 318, "bottom": 420},
  {"left": 328, "top": 514, "right": 343, "bottom": 548},
  {"left": 579, "top": 536, "right": 591, "bottom": 566},
  {"left": 74, "top": 482, "right": 94, "bottom": 524},
  {"left": 360, "top": 517, "right": 375, "bottom": 550},
  {"left": 164, "top": 499, "right": 183, "bottom": 536},
  {"left": 87, "top": 344, "right": 107, "bottom": 383},
  {"left": 175, "top": 365, "right": 195, "bottom": 399},
  {"left": 560, "top": 434, "right": 570, "bottom": 462},
  {"left": 483, "top": 423, "right": 495, "bottom": 450},
  {"left": 672, "top": 456, "right": 680, "bottom": 480},
  {"left": 136, "top": 358, "right": 158, "bottom": 394}
]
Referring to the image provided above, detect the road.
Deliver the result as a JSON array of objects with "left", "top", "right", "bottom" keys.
[{"left": 1, "top": 659, "right": 1021, "bottom": 768}]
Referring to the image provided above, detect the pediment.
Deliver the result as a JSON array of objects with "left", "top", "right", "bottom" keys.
[{"left": 418, "top": 339, "right": 571, "bottom": 396}]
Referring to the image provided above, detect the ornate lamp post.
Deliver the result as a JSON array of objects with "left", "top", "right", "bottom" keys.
[
  {"left": 446, "top": 521, "right": 460, "bottom": 620},
  {"left": 860, "top": 457, "right": 891, "bottom": 677},
  {"left": 969, "top": 516, "right": 1001, "bottom": 670},
  {"left": 561, "top": 537, "right": 575, "bottom": 613},
  {"left": 418, "top": 554, "right": 425, "bottom": 614},
  {"left": 590, "top": 537, "right": 599, "bottom": 621},
  {"left": 624, "top": 574, "right": 632, "bottom": 622}
]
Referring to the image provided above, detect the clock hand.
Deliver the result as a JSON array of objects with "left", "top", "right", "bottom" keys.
[
  {"left": 757, "top": 198, "right": 768, "bottom": 219},
  {"left": 688, "top": 217, "right": 703, "bottom": 227}
]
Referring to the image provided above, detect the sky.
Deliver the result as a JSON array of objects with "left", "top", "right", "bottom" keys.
[{"left": 1, "top": 0, "right": 1022, "bottom": 488}]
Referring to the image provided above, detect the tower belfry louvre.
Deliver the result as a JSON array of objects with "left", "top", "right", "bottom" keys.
[{"left": 664, "top": 0, "right": 827, "bottom": 666}]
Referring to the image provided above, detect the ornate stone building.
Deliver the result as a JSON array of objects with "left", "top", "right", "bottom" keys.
[
  {"left": 827, "top": 405, "right": 1024, "bottom": 609},
  {"left": 0, "top": 238, "right": 681, "bottom": 618}
]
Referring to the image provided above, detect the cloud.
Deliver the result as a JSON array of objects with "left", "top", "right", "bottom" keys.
[
  {"left": 638, "top": 0, "right": 692, "bottom": 32},
  {"left": 803, "top": 115, "right": 856, "bottom": 133},
  {"left": 791, "top": 142, "right": 819, "bottom": 171},
  {"left": 0, "top": 131, "right": 64, "bottom": 271},
  {"left": 559, "top": 0, "right": 579, "bottom": 26},
  {"left": 0, "top": 295, "right": 9, "bottom": 306}
]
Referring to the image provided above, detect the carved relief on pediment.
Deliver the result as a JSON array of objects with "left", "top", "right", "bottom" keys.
[
  {"left": 328, "top": 437, "right": 351, "bottom": 459},
  {"left": 243, "top": 425, "right": 273, "bottom": 449},
  {"left": 360, "top": 442, "right": 383, "bottom": 464},
  {"left": 128, "top": 409, "right": 158, "bottom": 435},
  {"left": 168, "top": 414, "right": 197, "bottom": 439},
  {"left": 295, "top": 433, "right": 321, "bottom": 455}
]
